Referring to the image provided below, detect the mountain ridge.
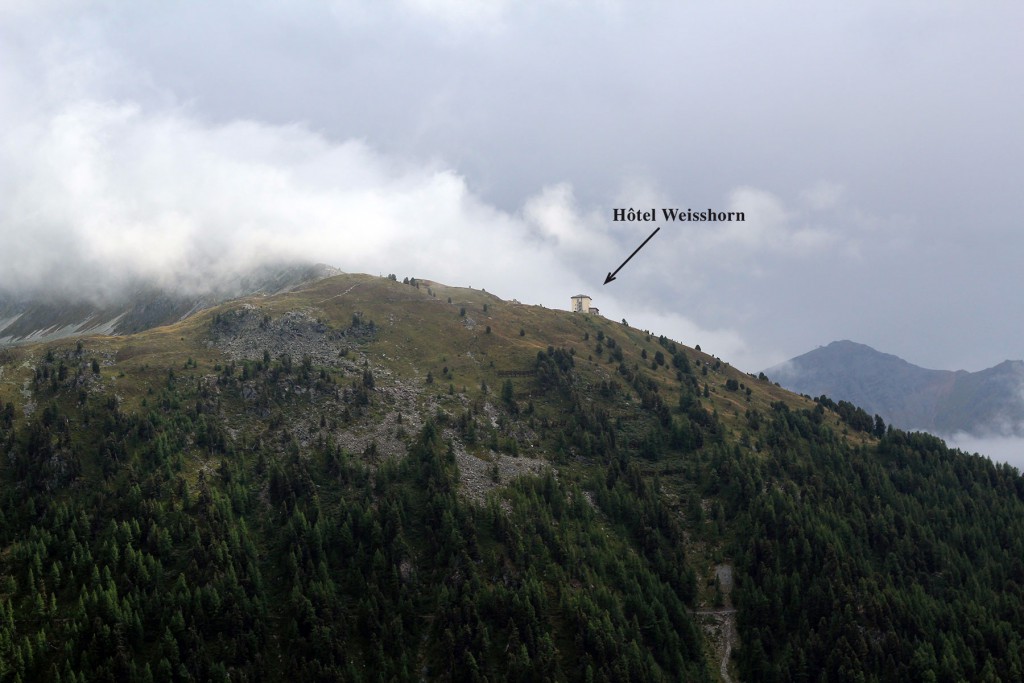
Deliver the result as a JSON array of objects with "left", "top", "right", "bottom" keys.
[
  {"left": 766, "top": 339, "right": 1024, "bottom": 436},
  {"left": 1, "top": 274, "right": 1022, "bottom": 681}
]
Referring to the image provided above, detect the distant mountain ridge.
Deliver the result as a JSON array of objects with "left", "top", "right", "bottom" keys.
[
  {"left": 765, "top": 340, "right": 1024, "bottom": 437},
  {"left": 0, "top": 262, "right": 339, "bottom": 347}
]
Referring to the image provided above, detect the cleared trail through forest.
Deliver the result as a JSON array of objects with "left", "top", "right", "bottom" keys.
[
  {"left": 689, "top": 563, "right": 738, "bottom": 682},
  {"left": 690, "top": 610, "right": 737, "bottom": 683},
  {"left": 718, "top": 612, "right": 737, "bottom": 683}
]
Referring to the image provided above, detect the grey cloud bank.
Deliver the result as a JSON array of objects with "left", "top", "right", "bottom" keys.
[{"left": 0, "top": 2, "right": 1021, "bottom": 396}]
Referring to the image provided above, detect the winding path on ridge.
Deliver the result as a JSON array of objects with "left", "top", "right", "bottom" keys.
[{"left": 317, "top": 282, "right": 362, "bottom": 303}]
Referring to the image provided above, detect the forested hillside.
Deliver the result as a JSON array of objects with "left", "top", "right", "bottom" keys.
[{"left": 0, "top": 274, "right": 1022, "bottom": 682}]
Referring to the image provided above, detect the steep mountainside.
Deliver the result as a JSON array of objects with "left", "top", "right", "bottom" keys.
[
  {"left": 1, "top": 275, "right": 1023, "bottom": 682},
  {"left": 766, "top": 340, "right": 1024, "bottom": 436},
  {"left": 0, "top": 263, "right": 339, "bottom": 348}
]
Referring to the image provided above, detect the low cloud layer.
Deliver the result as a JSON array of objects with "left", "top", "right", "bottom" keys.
[
  {"left": 1, "top": 1, "right": 1021, "bottom": 375},
  {"left": 944, "top": 433, "right": 1024, "bottom": 473},
  {"left": 2, "top": 96, "right": 543, "bottom": 300},
  {"left": 0, "top": 36, "right": 826, "bottom": 370}
]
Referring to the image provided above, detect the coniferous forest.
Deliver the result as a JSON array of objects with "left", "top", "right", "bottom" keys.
[{"left": 0, "top": 274, "right": 1022, "bottom": 682}]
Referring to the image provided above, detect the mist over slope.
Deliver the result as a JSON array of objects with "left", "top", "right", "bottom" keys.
[
  {"left": 0, "top": 262, "right": 338, "bottom": 348},
  {"left": 766, "top": 340, "right": 1024, "bottom": 437}
]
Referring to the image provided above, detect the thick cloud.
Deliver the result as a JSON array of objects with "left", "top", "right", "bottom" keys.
[{"left": 1, "top": 0, "right": 1021, "bottom": 384}]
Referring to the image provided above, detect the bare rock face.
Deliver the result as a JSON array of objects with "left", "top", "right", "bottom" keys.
[
  {"left": 209, "top": 305, "right": 356, "bottom": 366},
  {"left": 444, "top": 429, "right": 548, "bottom": 505}
]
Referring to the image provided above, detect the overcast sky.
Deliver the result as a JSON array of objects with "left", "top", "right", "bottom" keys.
[{"left": 2, "top": 1, "right": 1022, "bottom": 379}]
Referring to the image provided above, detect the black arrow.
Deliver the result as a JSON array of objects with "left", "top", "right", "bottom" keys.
[{"left": 604, "top": 227, "right": 660, "bottom": 285}]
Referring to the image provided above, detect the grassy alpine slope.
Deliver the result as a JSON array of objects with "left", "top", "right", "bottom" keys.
[{"left": 0, "top": 273, "right": 1022, "bottom": 682}]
